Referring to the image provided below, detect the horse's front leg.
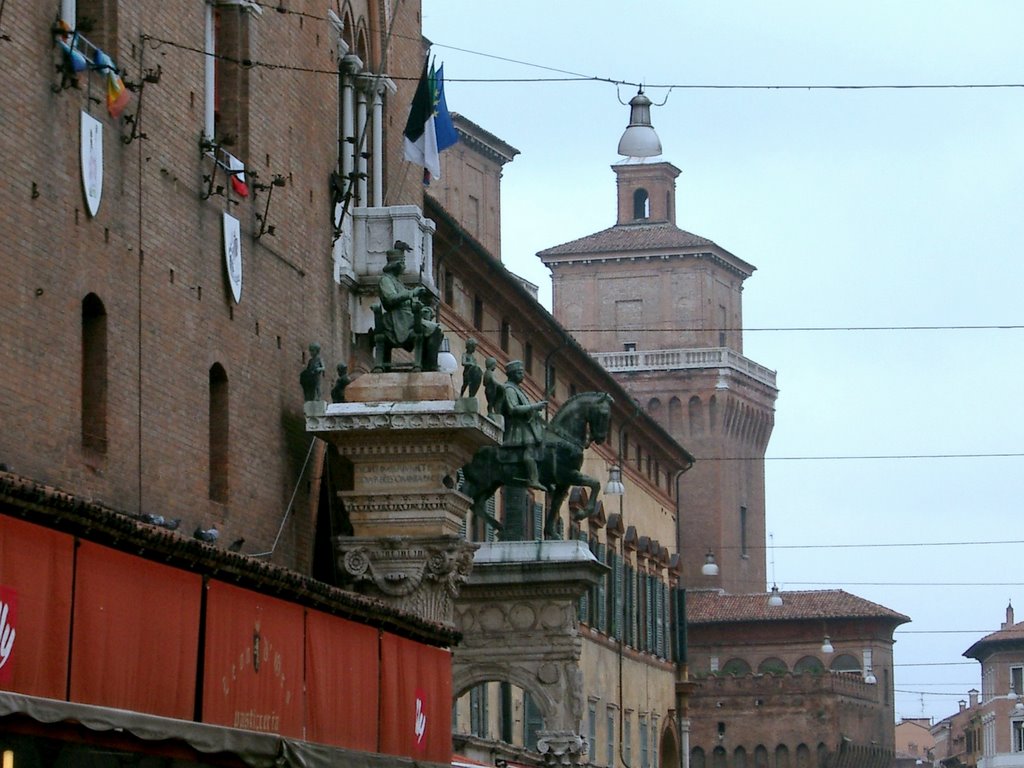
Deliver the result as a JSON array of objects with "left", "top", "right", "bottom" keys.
[
  {"left": 569, "top": 472, "right": 603, "bottom": 520},
  {"left": 545, "top": 485, "right": 569, "bottom": 539}
]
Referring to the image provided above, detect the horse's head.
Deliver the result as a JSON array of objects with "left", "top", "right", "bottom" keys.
[
  {"left": 587, "top": 392, "right": 613, "bottom": 444},
  {"left": 549, "top": 392, "right": 614, "bottom": 447}
]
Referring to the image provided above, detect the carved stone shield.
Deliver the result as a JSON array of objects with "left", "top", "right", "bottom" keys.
[
  {"left": 222, "top": 212, "right": 242, "bottom": 304},
  {"left": 80, "top": 111, "right": 103, "bottom": 217}
]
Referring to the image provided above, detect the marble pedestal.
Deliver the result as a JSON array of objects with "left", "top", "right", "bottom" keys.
[{"left": 305, "top": 372, "right": 502, "bottom": 625}]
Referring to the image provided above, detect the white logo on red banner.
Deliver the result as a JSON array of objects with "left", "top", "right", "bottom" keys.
[
  {"left": 414, "top": 688, "right": 427, "bottom": 749},
  {"left": 0, "top": 586, "right": 17, "bottom": 682}
]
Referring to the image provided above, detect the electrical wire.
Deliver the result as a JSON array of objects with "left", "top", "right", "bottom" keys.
[{"left": 139, "top": 31, "right": 1024, "bottom": 92}]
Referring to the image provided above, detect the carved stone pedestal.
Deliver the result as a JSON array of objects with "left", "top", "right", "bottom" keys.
[
  {"left": 453, "top": 541, "right": 607, "bottom": 748},
  {"left": 305, "top": 372, "right": 502, "bottom": 625}
]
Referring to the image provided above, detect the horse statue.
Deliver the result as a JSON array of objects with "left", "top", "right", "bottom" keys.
[{"left": 460, "top": 391, "right": 613, "bottom": 539}]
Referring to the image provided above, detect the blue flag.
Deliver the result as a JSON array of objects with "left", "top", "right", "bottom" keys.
[{"left": 403, "top": 57, "right": 458, "bottom": 184}]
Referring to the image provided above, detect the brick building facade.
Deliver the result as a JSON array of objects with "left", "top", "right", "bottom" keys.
[{"left": 0, "top": 1, "right": 457, "bottom": 764}]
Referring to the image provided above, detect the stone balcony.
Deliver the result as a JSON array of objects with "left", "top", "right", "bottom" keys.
[{"left": 591, "top": 346, "right": 777, "bottom": 389}]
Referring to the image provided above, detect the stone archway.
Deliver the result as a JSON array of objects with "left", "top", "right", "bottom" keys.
[
  {"left": 659, "top": 717, "right": 680, "bottom": 768},
  {"left": 453, "top": 541, "right": 607, "bottom": 763}
]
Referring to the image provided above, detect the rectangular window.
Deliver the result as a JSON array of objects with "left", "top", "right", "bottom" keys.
[
  {"left": 443, "top": 271, "right": 454, "bottom": 305},
  {"left": 606, "top": 707, "right": 616, "bottom": 767},
  {"left": 500, "top": 682, "right": 513, "bottom": 743},
  {"left": 578, "top": 529, "right": 590, "bottom": 623},
  {"left": 470, "top": 684, "right": 488, "bottom": 738},
  {"left": 524, "top": 692, "right": 543, "bottom": 751},
  {"left": 500, "top": 319, "right": 510, "bottom": 352},
  {"left": 73, "top": 0, "right": 118, "bottom": 58},
  {"left": 212, "top": 4, "right": 252, "bottom": 159},
  {"left": 588, "top": 701, "right": 597, "bottom": 761},
  {"left": 473, "top": 295, "right": 483, "bottom": 331},
  {"left": 1013, "top": 666, "right": 1023, "bottom": 696},
  {"left": 625, "top": 563, "right": 636, "bottom": 647},
  {"left": 1014, "top": 720, "right": 1024, "bottom": 753},
  {"left": 610, "top": 549, "right": 623, "bottom": 641},
  {"left": 651, "top": 715, "right": 659, "bottom": 768},
  {"left": 639, "top": 715, "right": 648, "bottom": 768},
  {"left": 624, "top": 712, "right": 632, "bottom": 766},
  {"left": 524, "top": 342, "right": 533, "bottom": 375}
]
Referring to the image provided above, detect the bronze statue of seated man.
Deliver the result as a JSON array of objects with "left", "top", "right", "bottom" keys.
[{"left": 373, "top": 241, "right": 443, "bottom": 372}]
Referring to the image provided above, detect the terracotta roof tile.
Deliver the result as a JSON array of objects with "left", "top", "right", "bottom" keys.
[
  {"left": 686, "top": 589, "right": 910, "bottom": 625},
  {"left": 537, "top": 222, "right": 717, "bottom": 257}
]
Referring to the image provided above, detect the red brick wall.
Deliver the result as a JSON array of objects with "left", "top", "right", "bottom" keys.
[{"left": 0, "top": 1, "right": 422, "bottom": 571}]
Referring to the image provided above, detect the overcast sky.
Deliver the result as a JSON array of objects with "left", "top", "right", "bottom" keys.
[{"left": 423, "top": 2, "right": 1024, "bottom": 723}]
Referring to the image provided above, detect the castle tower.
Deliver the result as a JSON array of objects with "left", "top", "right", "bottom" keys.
[{"left": 538, "top": 93, "right": 778, "bottom": 594}]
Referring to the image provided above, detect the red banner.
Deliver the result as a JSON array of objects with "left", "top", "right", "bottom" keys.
[
  {"left": 305, "top": 610, "right": 380, "bottom": 750},
  {"left": 379, "top": 633, "right": 452, "bottom": 762},
  {"left": 0, "top": 515, "right": 74, "bottom": 698},
  {"left": 69, "top": 541, "right": 202, "bottom": 718},
  {"left": 202, "top": 581, "right": 305, "bottom": 738}
]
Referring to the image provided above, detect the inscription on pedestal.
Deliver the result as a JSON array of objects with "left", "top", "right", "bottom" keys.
[{"left": 358, "top": 462, "right": 435, "bottom": 490}]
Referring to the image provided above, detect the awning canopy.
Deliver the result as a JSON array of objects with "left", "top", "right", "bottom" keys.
[{"left": 0, "top": 690, "right": 445, "bottom": 768}]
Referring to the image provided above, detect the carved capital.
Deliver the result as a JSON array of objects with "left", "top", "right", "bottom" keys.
[
  {"left": 537, "top": 731, "right": 587, "bottom": 767},
  {"left": 335, "top": 535, "right": 477, "bottom": 625}
]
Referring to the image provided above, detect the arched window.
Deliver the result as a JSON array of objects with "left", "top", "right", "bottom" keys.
[
  {"left": 668, "top": 397, "right": 682, "bottom": 436},
  {"left": 753, "top": 746, "right": 769, "bottom": 768},
  {"left": 758, "top": 657, "right": 788, "bottom": 675},
  {"left": 633, "top": 188, "right": 650, "bottom": 219},
  {"left": 81, "top": 294, "right": 108, "bottom": 452},
  {"left": 830, "top": 653, "right": 861, "bottom": 673},
  {"left": 689, "top": 396, "right": 704, "bottom": 435},
  {"left": 721, "top": 658, "right": 751, "bottom": 676},
  {"left": 733, "top": 746, "right": 748, "bottom": 768},
  {"left": 691, "top": 748, "right": 706, "bottom": 768},
  {"left": 774, "top": 745, "right": 790, "bottom": 768},
  {"left": 816, "top": 744, "right": 829, "bottom": 768},
  {"left": 795, "top": 744, "right": 811, "bottom": 768},
  {"left": 648, "top": 397, "right": 662, "bottom": 421},
  {"left": 713, "top": 746, "right": 727, "bottom": 768},
  {"left": 209, "top": 363, "right": 229, "bottom": 503},
  {"left": 793, "top": 656, "right": 825, "bottom": 675},
  {"left": 709, "top": 394, "right": 718, "bottom": 431}
]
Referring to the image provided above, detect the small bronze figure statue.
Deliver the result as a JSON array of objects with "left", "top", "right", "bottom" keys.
[
  {"left": 300, "top": 342, "right": 325, "bottom": 402},
  {"left": 498, "top": 359, "right": 548, "bottom": 491},
  {"left": 373, "top": 241, "right": 444, "bottom": 372},
  {"left": 331, "top": 362, "right": 353, "bottom": 403},
  {"left": 460, "top": 338, "right": 483, "bottom": 398},
  {"left": 483, "top": 356, "right": 500, "bottom": 416}
]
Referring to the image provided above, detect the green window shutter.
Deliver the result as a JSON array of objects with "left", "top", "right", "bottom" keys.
[
  {"left": 578, "top": 530, "right": 589, "bottom": 623},
  {"left": 625, "top": 564, "right": 636, "bottom": 647},
  {"left": 612, "top": 551, "right": 623, "bottom": 641},
  {"left": 486, "top": 495, "right": 498, "bottom": 541},
  {"left": 532, "top": 502, "right": 544, "bottom": 541},
  {"left": 646, "top": 573, "right": 655, "bottom": 652},
  {"left": 654, "top": 578, "right": 665, "bottom": 658},
  {"left": 596, "top": 542, "right": 608, "bottom": 633}
]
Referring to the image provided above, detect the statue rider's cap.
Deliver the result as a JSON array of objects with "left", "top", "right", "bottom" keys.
[
  {"left": 385, "top": 240, "right": 413, "bottom": 263},
  {"left": 505, "top": 360, "right": 524, "bottom": 373}
]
